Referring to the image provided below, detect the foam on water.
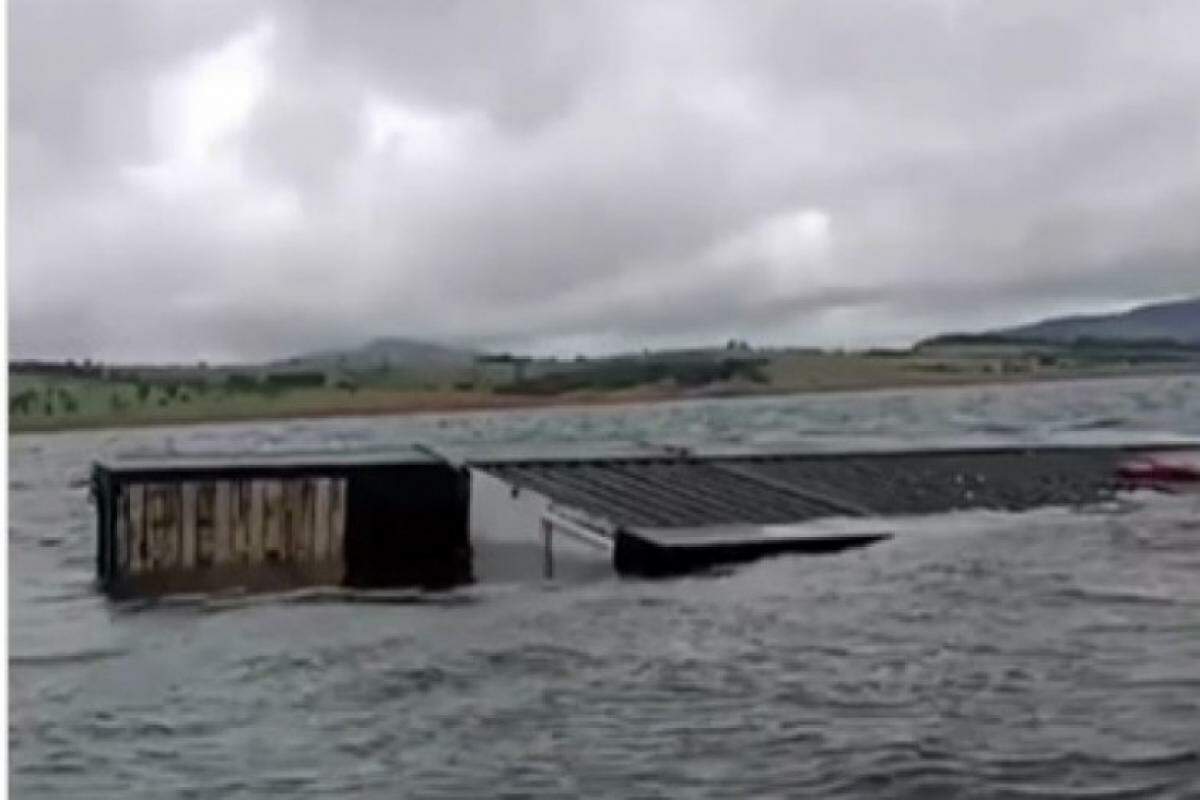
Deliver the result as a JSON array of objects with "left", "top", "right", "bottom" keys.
[{"left": 9, "top": 375, "right": 1200, "bottom": 798}]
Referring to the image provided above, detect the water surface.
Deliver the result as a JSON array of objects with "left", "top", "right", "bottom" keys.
[{"left": 10, "top": 375, "right": 1200, "bottom": 798}]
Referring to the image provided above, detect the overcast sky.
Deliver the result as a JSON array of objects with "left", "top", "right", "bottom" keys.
[{"left": 9, "top": 0, "right": 1200, "bottom": 362}]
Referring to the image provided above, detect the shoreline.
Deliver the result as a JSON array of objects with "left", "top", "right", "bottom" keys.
[{"left": 9, "top": 366, "right": 1198, "bottom": 437}]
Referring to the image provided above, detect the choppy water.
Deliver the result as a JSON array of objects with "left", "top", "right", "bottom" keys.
[{"left": 10, "top": 375, "right": 1200, "bottom": 798}]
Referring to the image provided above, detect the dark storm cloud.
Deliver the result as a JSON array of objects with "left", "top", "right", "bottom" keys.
[{"left": 8, "top": 0, "right": 1200, "bottom": 361}]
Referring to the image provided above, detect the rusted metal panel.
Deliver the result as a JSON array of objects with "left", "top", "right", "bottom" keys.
[
  {"left": 126, "top": 484, "right": 145, "bottom": 575},
  {"left": 280, "top": 479, "right": 307, "bottom": 562},
  {"left": 297, "top": 479, "right": 317, "bottom": 562},
  {"left": 145, "top": 483, "right": 181, "bottom": 571},
  {"left": 228, "top": 480, "right": 252, "bottom": 564},
  {"left": 114, "top": 487, "right": 130, "bottom": 574},
  {"left": 312, "top": 477, "right": 331, "bottom": 560},
  {"left": 180, "top": 483, "right": 198, "bottom": 569},
  {"left": 212, "top": 481, "right": 232, "bottom": 564},
  {"left": 262, "top": 480, "right": 284, "bottom": 561},
  {"left": 243, "top": 480, "right": 261, "bottom": 562},
  {"left": 195, "top": 482, "right": 217, "bottom": 566},
  {"left": 328, "top": 478, "right": 346, "bottom": 564}
]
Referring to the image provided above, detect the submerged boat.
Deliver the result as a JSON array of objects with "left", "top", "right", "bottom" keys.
[{"left": 1117, "top": 452, "right": 1200, "bottom": 490}]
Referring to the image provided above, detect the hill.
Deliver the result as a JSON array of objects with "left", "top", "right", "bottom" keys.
[
  {"left": 276, "top": 337, "right": 479, "bottom": 371},
  {"left": 990, "top": 296, "right": 1200, "bottom": 345}
]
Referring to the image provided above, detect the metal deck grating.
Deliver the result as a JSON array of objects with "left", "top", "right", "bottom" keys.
[
  {"left": 476, "top": 446, "right": 1138, "bottom": 529},
  {"left": 728, "top": 449, "right": 1129, "bottom": 516},
  {"left": 492, "top": 459, "right": 842, "bottom": 527}
]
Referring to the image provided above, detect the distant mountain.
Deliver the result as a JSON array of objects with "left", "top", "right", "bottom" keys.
[
  {"left": 995, "top": 296, "right": 1200, "bottom": 344},
  {"left": 277, "top": 337, "right": 479, "bottom": 371},
  {"left": 924, "top": 296, "right": 1200, "bottom": 347}
]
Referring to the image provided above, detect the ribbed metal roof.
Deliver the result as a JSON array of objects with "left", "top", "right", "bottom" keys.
[
  {"left": 723, "top": 448, "right": 1130, "bottom": 516},
  {"left": 478, "top": 445, "right": 1144, "bottom": 529},
  {"left": 486, "top": 459, "right": 857, "bottom": 527}
]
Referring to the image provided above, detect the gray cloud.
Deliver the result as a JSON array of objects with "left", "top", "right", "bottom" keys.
[{"left": 9, "top": 0, "right": 1200, "bottom": 361}]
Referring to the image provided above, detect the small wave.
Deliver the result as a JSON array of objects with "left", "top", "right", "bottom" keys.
[
  {"left": 1063, "top": 416, "right": 1131, "bottom": 432},
  {"left": 10, "top": 647, "right": 127, "bottom": 667},
  {"left": 58, "top": 554, "right": 96, "bottom": 570},
  {"left": 971, "top": 751, "right": 1074, "bottom": 769},
  {"left": 478, "top": 643, "right": 602, "bottom": 673},
  {"left": 965, "top": 422, "right": 1028, "bottom": 435},
  {"left": 1095, "top": 746, "right": 1198, "bottom": 768},
  {"left": 996, "top": 778, "right": 1178, "bottom": 799},
  {"left": 1057, "top": 585, "right": 1188, "bottom": 607},
  {"left": 282, "top": 587, "right": 479, "bottom": 607},
  {"left": 1115, "top": 675, "right": 1200, "bottom": 691},
  {"left": 28, "top": 585, "right": 103, "bottom": 603}
]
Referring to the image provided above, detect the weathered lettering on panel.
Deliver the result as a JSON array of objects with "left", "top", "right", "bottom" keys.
[{"left": 110, "top": 475, "right": 349, "bottom": 594}]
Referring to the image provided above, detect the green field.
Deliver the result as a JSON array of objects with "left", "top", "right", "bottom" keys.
[
  {"left": 6, "top": 371, "right": 499, "bottom": 432},
  {"left": 10, "top": 343, "right": 1200, "bottom": 433}
]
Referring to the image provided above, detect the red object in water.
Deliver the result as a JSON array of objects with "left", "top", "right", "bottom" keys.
[{"left": 1117, "top": 455, "right": 1200, "bottom": 485}]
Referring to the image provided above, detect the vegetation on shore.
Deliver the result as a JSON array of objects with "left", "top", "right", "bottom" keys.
[{"left": 9, "top": 336, "right": 1200, "bottom": 434}]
